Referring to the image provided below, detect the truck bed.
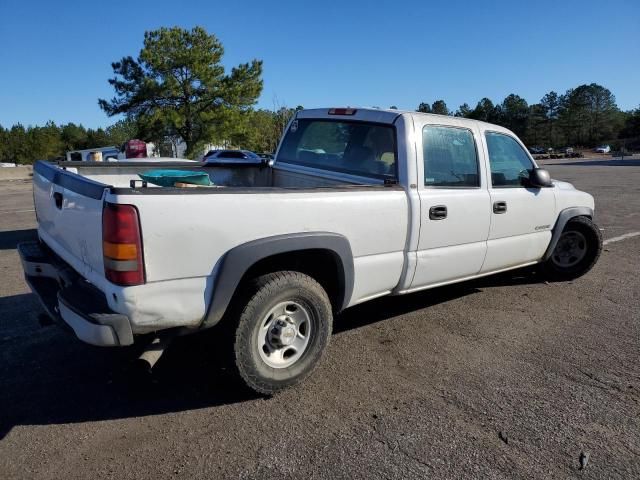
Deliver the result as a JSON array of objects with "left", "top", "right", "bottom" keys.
[
  {"left": 44, "top": 160, "right": 381, "bottom": 191},
  {"left": 31, "top": 160, "right": 408, "bottom": 334}
]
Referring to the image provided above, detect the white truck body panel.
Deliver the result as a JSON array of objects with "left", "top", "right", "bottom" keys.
[
  {"left": 33, "top": 170, "right": 106, "bottom": 278},
  {"left": 108, "top": 188, "right": 408, "bottom": 293},
  {"left": 412, "top": 117, "right": 491, "bottom": 287}
]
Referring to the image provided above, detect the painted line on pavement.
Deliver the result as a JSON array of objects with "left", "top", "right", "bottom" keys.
[
  {"left": 603, "top": 232, "right": 640, "bottom": 245},
  {"left": 0, "top": 209, "right": 35, "bottom": 215}
]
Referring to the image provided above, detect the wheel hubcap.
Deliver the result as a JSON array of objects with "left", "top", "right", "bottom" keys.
[
  {"left": 552, "top": 231, "right": 587, "bottom": 268},
  {"left": 258, "top": 301, "right": 311, "bottom": 369}
]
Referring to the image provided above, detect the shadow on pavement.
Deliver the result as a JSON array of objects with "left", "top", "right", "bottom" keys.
[
  {"left": 0, "top": 322, "right": 260, "bottom": 439},
  {"left": 0, "top": 266, "right": 545, "bottom": 439},
  {"left": 335, "top": 266, "right": 543, "bottom": 333},
  {"left": 0, "top": 228, "right": 37, "bottom": 250}
]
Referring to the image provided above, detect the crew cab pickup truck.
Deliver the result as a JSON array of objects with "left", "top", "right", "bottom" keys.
[{"left": 19, "top": 108, "right": 602, "bottom": 394}]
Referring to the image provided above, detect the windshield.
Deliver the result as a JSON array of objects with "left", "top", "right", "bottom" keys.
[{"left": 277, "top": 119, "right": 397, "bottom": 180}]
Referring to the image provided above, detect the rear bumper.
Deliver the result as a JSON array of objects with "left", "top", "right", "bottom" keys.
[{"left": 18, "top": 241, "right": 133, "bottom": 347}]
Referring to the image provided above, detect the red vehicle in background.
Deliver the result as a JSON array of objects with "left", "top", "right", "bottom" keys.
[{"left": 124, "top": 139, "right": 148, "bottom": 158}]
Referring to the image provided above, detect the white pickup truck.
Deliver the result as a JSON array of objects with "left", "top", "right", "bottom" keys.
[{"left": 19, "top": 108, "right": 602, "bottom": 394}]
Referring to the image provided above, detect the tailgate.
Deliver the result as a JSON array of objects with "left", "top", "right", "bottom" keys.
[{"left": 33, "top": 161, "right": 107, "bottom": 279}]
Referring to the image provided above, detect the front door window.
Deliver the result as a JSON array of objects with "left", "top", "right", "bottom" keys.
[{"left": 485, "top": 132, "right": 534, "bottom": 187}]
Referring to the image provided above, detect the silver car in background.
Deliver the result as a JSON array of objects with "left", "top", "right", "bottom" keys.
[{"left": 203, "top": 149, "right": 263, "bottom": 165}]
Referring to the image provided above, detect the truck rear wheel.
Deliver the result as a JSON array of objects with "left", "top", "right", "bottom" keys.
[
  {"left": 543, "top": 216, "right": 602, "bottom": 280},
  {"left": 233, "top": 271, "right": 333, "bottom": 395}
]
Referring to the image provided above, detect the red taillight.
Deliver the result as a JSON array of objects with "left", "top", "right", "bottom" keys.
[
  {"left": 102, "top": 203, "right": 145, "bottom": 286},
  {"left": 328, "top": 108, "right": 357, "bottom": 115}
]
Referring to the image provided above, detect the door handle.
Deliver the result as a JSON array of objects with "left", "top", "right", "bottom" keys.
[
  {"left": 53, "top": 192, "right": 63, "bottom": 210},
  {"left": 429, "top": 205, "right": 447, "bottom": 220},
  {"left": 493, "top": 200, "right": 507, "bottom": 214}
]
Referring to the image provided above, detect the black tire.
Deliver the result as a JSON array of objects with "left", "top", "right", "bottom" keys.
[
  {"left": 542, "top": 216, "right": 602, "bottom": 280},
  {"left": 232, "top": 271, "right": 333, "bottom": 395}
]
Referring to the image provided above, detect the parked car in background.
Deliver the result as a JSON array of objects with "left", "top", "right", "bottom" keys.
[
  {"left": 528, "top": 146, "right": 546, "bottom": 155},
  {"left": 552, "top": 147, "right": 574, "bottom": 155},
  {"left": 202, "top": 149, "right": 220, "bottom": 160},
  {"left": 203, "top": 149, "right": 263, "bottom": 165},
  {"left": 595, "top": 145, "right": 611, "bottom": 153}
]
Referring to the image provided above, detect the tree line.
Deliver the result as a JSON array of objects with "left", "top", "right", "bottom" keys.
[
  {"left": 0, "top": 108, "right": 298, "bottom": 164},
  {"left": 417, "top": 84, "right": 640, "bottom": 150},
  {"left": 0, "top": 120, "right": 138, "bottom": 165}
]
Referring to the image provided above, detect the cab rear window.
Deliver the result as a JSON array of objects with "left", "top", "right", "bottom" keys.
[{"left": 277, "top": 119, "right": 397, "bottom": 180}]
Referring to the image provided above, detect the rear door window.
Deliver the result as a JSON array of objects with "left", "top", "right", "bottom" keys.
[
  {"left": 278, "top": 119, "right": 397, "bottom": 180},
  {"left": 423, "top": 126, "right": 479, "bottom": 187}
]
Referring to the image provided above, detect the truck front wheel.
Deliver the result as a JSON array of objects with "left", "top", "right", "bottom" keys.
[
  {"left": 543, "top": 216, "right": 602, "bottom": 280},
  {"left": 233, "top": 271, "right": 333, "bottom": 395}
]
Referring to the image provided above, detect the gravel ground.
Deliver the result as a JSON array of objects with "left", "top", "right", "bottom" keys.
[{"left": 0, "top": 157, "right": 639, "bottom": 479}]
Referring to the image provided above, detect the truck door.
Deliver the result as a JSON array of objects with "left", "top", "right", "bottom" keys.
[
  {"left": 479, "top": 130, "right": 555, "bottom": 272},
  {"left": 411, "top": 122, "right": 491, "bottom": 289}
]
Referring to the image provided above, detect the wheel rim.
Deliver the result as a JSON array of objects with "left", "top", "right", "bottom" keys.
[
  {"left": 257, "top": 301, "right": 312, "bottom": 369},
  {"left": 551, "top": 230, "right": 588, "bottom": 268}
]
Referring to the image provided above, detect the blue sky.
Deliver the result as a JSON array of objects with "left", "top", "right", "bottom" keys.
[{"left": 0, "top": 0, "right": 638, "bottom": 129}]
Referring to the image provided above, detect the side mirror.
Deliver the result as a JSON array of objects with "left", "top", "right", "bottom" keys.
[{"left": 527, "top": 168, "right": 552, "bottom": 188}]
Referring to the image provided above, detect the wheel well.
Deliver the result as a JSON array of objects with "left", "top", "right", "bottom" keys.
[{"left": 240, "top": 249, "right": 345, "bottom": 311}]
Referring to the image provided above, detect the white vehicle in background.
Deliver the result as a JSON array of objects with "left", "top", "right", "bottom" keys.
[
  {"left": 595, "top": 145, "right": 611, "bottom": 153},
  {"left": 65, "top": 140, "right": 159, "bottom": 162},
  {"left": 66, "top": 146, "right": 122, "bottom": 162},
  {"left": 19, "top": 107, "right": 602, "bottom": 394}
]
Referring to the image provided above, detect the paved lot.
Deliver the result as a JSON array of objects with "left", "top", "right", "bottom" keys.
[{"left": 1, "top": 158, "right": 639, "bottom": 479}]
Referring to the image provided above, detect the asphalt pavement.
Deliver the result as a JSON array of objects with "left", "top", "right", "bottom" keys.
[{"left": 0, "top": 157, "right": 639, "bottom": 479}]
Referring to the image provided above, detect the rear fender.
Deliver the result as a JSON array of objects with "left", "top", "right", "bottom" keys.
[{"left": 201, "top": 232, "right": 354, "bottom": 328}]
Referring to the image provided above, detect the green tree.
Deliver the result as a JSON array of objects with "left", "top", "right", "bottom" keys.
[
  {"left": 0, "top": 125, "right": 7, "bottom": 163},
  {"left": 6, "top": 124, "right": 30, "bottom": 164},
  {"left": 242, "top": 109, "right": 277, "bottom": 152},
  {"left": 469, "top": 98, "right": 501, "bottom": 123},
  {"left": 525, "top": 103, "right": 547, "bottom": 146},
  {"left": 28, "top": 121, "right": 64, "bottom": 161},
  {"left": 431, "top": 100, "right": 450, "bottom": 116},
  {"left": 558, "top": 84, "right": 620, "bottom": 145},
  {"left": 619, "top": 106, "right": 640, "bottom": 138},
  {"left": 417, "top": 100, "right": 450, "bottom": 115},
  {"left": 500, "top": 94, "right": 529, "bottom": 138},
  {"left": 60, "top": 123, "right": 89, "bottom": 150},
  {"left": 99, "top": 26, "right": 263, "bottom": 157},
  {"left": 540, "top": 91, "right": 562, "bottom": 147},
  {"left": 455, "top": 103, "right": 471, "bottom": 117},
  {"left": 417, "top": 102, "right": 431, "bottom": 113},
  {"left": 106, "top": 118, "right": 139, "bottom": 146}
]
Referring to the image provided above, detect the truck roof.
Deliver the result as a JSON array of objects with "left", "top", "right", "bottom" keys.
[{"left": 297, "top": 107, "right": 512, "bottom": 134}]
